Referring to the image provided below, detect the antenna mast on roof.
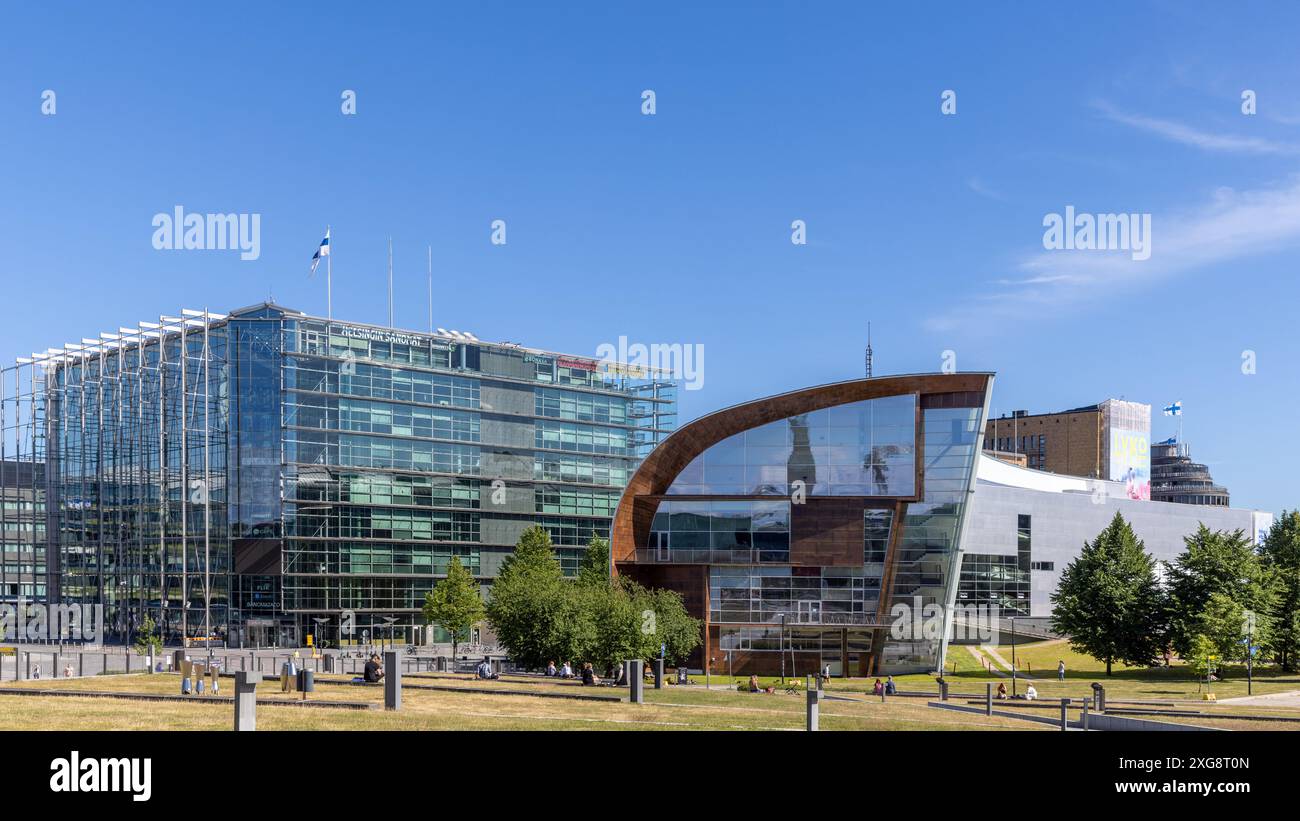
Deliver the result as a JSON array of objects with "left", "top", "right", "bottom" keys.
[{"left": 865, "top": 322, "right": 874, "bottom": 378}]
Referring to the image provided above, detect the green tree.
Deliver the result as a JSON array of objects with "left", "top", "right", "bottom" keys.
[
  {"left": 1186, "top": 633, "right": 1219, "bottom": 690},
  {"left": 487, "top": 529, "right": 700, "bottom": 673},
  {"left": 643, "top": 585, "right": 701, "bottom": 664},
  {"left": 1049, "top": 512, "right": 1166, "bottom": 675},
  {"left": 573, "top": 537, "right": 701, "bottom": 674},
  {"left": 1260, "top": 511, "right": 1300, "bottom": 671},
  {"left": 1165, "top": 524, "right": 1279, "bottom": 659},
  {"left": 133, "top": 614, "right": 163, "bottom": 657},
  {"left": 577, "top": 537, "right": 611, "bottom": 587},
  {"left": 422, "top": 555, "right": 485, "bottom": 661},
  {"left": 486, "top": 526, "right": 591, "bottom": 668},
  {"left": 1196, "top": 591, "right": 1272, "bottom": 674}
]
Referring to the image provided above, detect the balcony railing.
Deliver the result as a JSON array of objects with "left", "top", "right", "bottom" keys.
[{"left": 633, "top": 548, "right": 790, "bottom": 564}]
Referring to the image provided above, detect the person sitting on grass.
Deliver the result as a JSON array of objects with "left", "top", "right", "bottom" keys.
[
  {"left": 476, "top": 657, "right": 499, "bottom": 680},
  {"left": 546, "top": 660, "right": 557, "bottom": 677},
  {"left": 1025, "top": 683, "right": 1038, "bottom": 700},
  {"left": 581, "top": 662, "right": 599, "bottom": 686},
  {"left": 748, "top": 674, "right": 761, "bottom": 693},
  {"left": 872, "top": 678, "right": 884, "bottom": 696},
  {"left": 885, "top": 675, "right": 897, "bottom": 695},
  {"left": 363, "top": 654, "right": 384, "bottom": 683},
  {"left": 560, "top": 661, "right": 573, "bottom": 679},
  {"left": 997, "top": 681, "right": 1008, "bottom": 699}
]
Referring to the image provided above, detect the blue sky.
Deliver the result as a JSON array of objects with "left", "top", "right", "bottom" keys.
[{"left": 2, "top": 2, "right": 1298, "bottom": 515}]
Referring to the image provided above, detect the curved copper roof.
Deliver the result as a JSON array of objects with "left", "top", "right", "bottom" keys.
[{"left": 611, "top": 372, "right": 992, "bottom": 564}]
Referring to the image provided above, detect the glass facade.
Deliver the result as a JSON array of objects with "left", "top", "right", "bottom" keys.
[
  {"left": 0, "top": 461, "right": 46, "bottom": 603},
  {"left": 276, "top": 310, "right": 675, "bottom": 644},
  {"left": 647, "top": 500, "right": 791, "bottom": 563},
  {"left": 618, "top": 381, "right": 988, "bottom": 676},
  {"left": 710, "top": 565, "right": 879, "bottom": 625},
  {"left": 39, "top": 318, "right": 231, "bottom": 644},
  {"left": 956, "top": 513, "right": 1031, "bottom": 616},
  {"left": 665, "top": 395, "right": 916, "bottom": 496},
  {"left": 6, "top": 303, "right": 677, "bottom": 647}
]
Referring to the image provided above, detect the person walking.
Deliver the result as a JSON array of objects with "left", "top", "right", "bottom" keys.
[{"left": 1057, "top": 660, "right": 1066, "bottom": 681}]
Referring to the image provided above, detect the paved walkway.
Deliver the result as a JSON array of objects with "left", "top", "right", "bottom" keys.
[
  {"left": 1217, "top": 689, "right": 1300, "bottom": 708},
  {"left": 966, "top": 646, "right": 1009, "bottom": 677},
  {"left": 982, "top": 646, "right": 1037, "bottom": 680}
]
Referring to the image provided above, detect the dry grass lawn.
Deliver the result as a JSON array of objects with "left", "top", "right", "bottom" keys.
[{"left": 0, "top": 673, "right": 1046, "bottom": 731}]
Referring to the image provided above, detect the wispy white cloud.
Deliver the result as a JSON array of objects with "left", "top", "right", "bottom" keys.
[
  {"left": 966, "top": 177, "right": 1007, "bottom": 202},
  {"left": 1092, "top": 100, "right": 1300, "bottom": 156},
  {"left": 927, "top": 176, "right": 1300, "bottom": 332},
  {"left": 991, "top": 274, "right": 1074, "bottom": 286}
]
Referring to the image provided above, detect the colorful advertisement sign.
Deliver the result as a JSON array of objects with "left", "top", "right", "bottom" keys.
[{"left": 1109, "top": 428, "right": 1150, "bottom": 501}]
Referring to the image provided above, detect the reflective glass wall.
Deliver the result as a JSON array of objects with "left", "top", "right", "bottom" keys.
[
  {"left": 276, "top": 314, "right": 676, "bottom": 644},
  {"left": 666, "top": 395, "right": 916, "bottom": 496}
]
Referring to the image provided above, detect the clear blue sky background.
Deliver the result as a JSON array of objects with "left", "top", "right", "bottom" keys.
[{"left": 2, "top": 2, "right": 1298, "bottom": 516}]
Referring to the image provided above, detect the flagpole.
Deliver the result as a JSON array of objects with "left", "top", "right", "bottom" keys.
[
  {"left": 327, "top": 224, "right": 333, "bottom": 320},
  {"left": 388, "top": 236, "right": 394, "bottom": 328},
  {"left": 427, "top": 244, "right": 432, "bottom": 333}
]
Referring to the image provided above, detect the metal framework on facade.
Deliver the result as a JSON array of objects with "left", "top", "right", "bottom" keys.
[{"left": 0, "top": 309, "right": 228, "bottom": 646}]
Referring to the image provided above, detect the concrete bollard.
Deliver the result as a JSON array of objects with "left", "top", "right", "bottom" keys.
[
  {"left": 985, "top": 682, "right": 993, "bottom": 716},
  {"left": 1059, "top": 698, "right": 1069, "bottom": 731},
  {"left": 940, "top": 680, "right": 949, "bottom": 701},
  {"left": 807, "top": 685, "right": 820, "bottom": 731},
  {"left": 1082, "top": 700, "right": 1089, "bottom": 731},
  {"left": 653, "top": 658, "right": 664, "bottom": 690},
  {"left": 384, "top": 650, "right": 401, "bottom": 710},
  {"left": 627, "top": 660, "right": 644, "bottom": 704},
  {"left": 234, "top": 671, "right": 261, "bottom": 731}
]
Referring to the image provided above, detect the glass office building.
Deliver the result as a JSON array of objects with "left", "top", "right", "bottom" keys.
[
  {"left": 0, "top": 303, "right": 675, "bottom": 647},
  {"left": 612, "top": 374, "right": 992, "bottom": 676}
]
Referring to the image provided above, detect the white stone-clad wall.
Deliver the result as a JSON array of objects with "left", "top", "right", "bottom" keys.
[{"left": 961, "top": 455, "right": 1270, "bottom": 618}]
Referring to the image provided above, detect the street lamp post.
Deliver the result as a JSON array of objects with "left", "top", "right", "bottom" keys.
[
  {"left": 381, "top": 616, "right": 398, "bottom": 655},
  {"left": 779, "top": 613, "right": 787, "bottom": 684},
  {"left": 313, "top": 617, "right": 330, "bottom": 654},
  {"left": 1010, "top": 615, "right": 1017, "bottom": 697}
]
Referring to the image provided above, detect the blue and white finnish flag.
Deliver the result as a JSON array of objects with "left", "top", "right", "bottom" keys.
[
  {"left": 1162, "top": 401, "right": 1182, "bottom": 416},
  {"left": 309, "top": 229, "right": 330, "bottom": 276}
]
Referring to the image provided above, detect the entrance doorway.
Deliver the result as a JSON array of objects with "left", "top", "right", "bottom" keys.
[{"left": 247, "top": 623, "right": 276, "bottom": 648}]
